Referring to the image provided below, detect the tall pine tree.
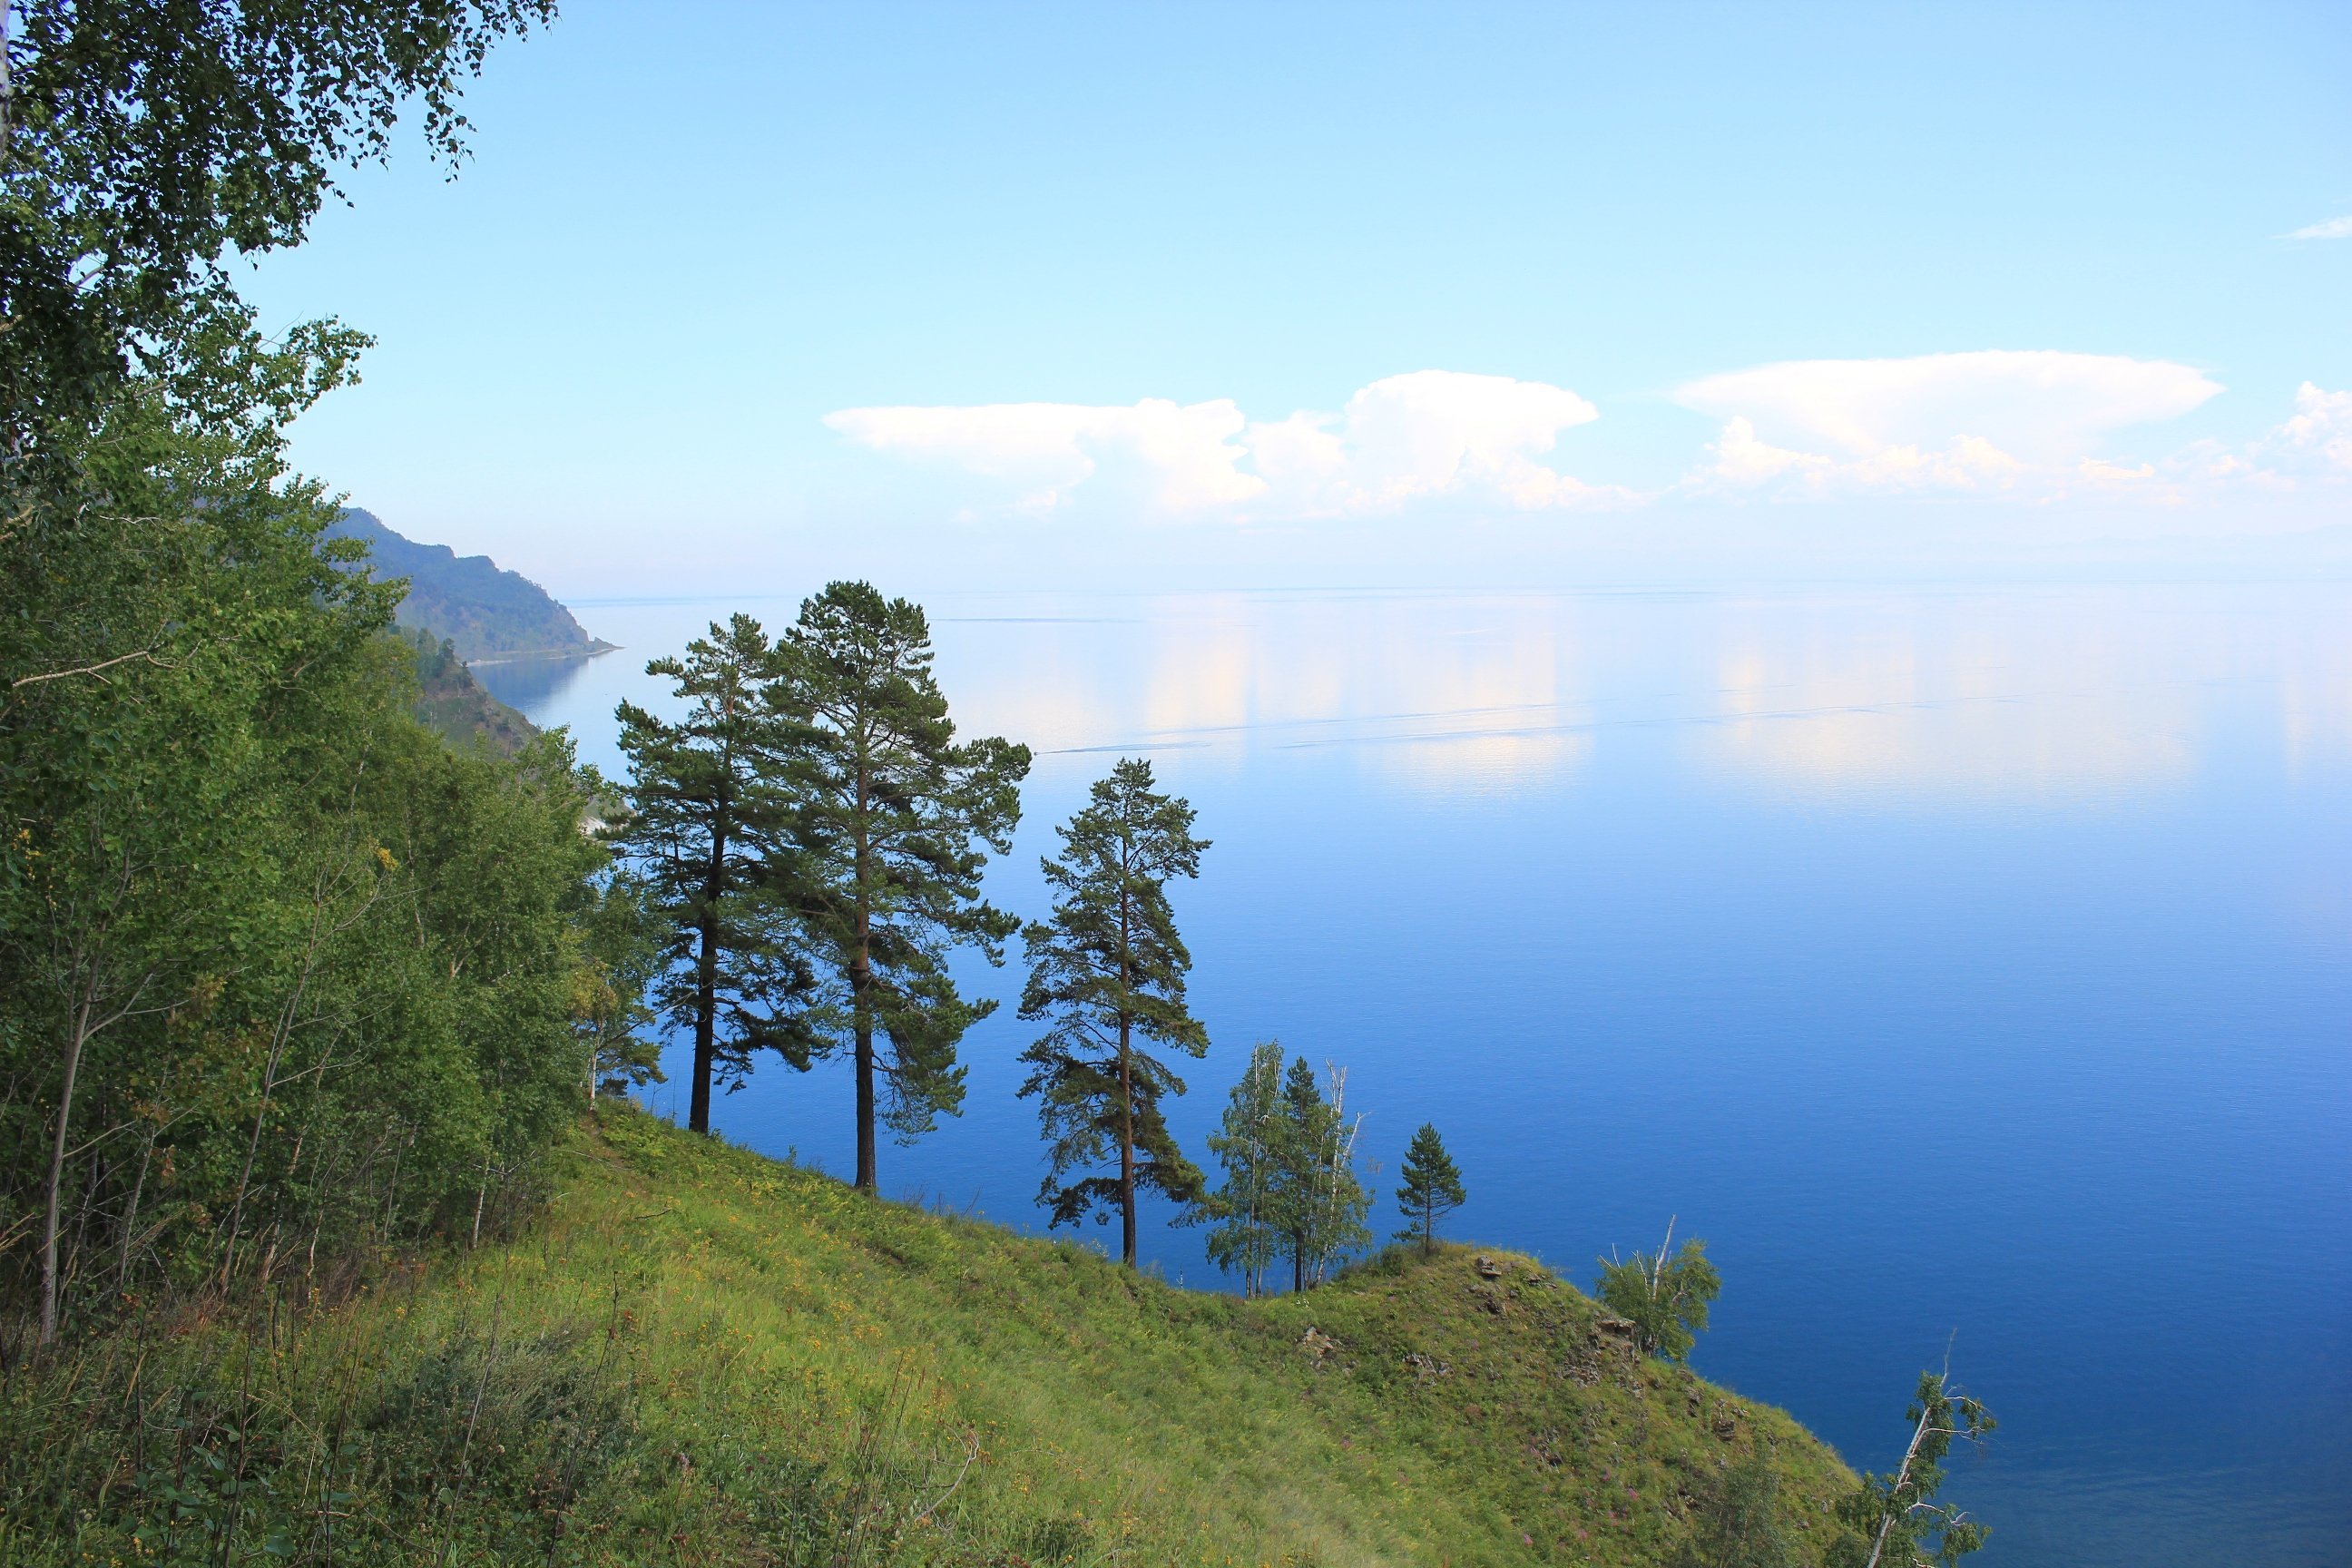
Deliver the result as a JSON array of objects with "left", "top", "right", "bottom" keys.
[
  {"left": 778, "top": 583, "right": 1029, "bottom": 1191},
  {"left": 612, "top": 615, "right": 812, "bottom": 1134},
  {"left": 1017, "top": 758, "right": 1210, "bottom": 1267},
  {"left": 1394, "top": 1122, "right": 1466, "bottom": 1258}
]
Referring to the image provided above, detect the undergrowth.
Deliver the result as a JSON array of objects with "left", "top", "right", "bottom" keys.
[{"left": 0, "top": 1105, "right": 1856, "bottom": 1565}]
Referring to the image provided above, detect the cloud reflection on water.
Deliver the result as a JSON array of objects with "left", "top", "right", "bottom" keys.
[{"left": 929, "top": 585, "right": 2352, "bottom": 808}]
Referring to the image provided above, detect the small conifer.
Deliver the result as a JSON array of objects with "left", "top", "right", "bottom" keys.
[{"left": 1394, "top": 1122, "right": 1467, "bottom": 1258}]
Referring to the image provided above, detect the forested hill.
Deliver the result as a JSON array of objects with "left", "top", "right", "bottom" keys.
[
  {"left": 330, "top": 508, "right": 616, "bottom": 662},
  {"left": 401, "top": 627, "right": 540, "bottom": 754}
]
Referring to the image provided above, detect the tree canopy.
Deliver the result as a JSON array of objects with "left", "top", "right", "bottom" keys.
[
  {"left": 0, "top": 323, "right": 611, "bottom": 1341},
  {"left": 611, "top": 615, "right": 812, "bottom": 1134},
  {"left": 1394, "top": 1122, "right": 1466, "bottom": 1259},
  {"left": 1596, "top": 1220, "right": 1722, "bottom": 1364},
  {"left": 778, "top": 582, "right": 1029, "bottom": 1191},
  {"left": 2, "top": 0, "right": 553, "bottom": 445},
  {"left": 1017, "top": 758, "right": 1210, "bottom": 1266}
]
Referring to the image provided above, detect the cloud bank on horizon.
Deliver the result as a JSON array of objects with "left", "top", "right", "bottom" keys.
[
  {"left": 827, "top": 354, "right": 2350, "bottom": 524},
  {"left": 825, "top": 370, "right": 1615, "bottom": 522}
]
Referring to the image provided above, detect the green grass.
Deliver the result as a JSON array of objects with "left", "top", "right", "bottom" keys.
[{"left": 1, "top": 1106, "right": 1856, "bottom": 1565}]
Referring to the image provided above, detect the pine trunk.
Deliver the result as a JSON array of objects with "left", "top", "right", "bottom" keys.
[
  {"left": 1119, "top": 1014, "right": 1136, "bottom": 1267},
  {"left": 854, "top": 1011, "right": 877, "bottom": 1191},
  {"left": 852, "top": 756, "right": 877, "bottom": 1192},
  {"left": 689, "top": 820, "right": 726, "bottom": 1135}
]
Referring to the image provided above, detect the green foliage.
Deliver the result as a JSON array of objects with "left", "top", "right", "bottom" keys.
[
  {"left": 1197, "top": 1047, "right": 1373, "bottom": 1293},
  {"left": 1829, "top": 1370, "right": 1995, "bottom": 1568},
  {"left": 610, "top": 616, "right": 812, "bottom": 1133},
  {"left": 399, "top": 625, "right": 538, "bottom": 753},
  {"left": 1, "top": 0, "right": 553, "bottom": 446},
  {"left": 1017, "top": 757, "right": 1210, "bottom": 1263},
  {"left": 777, "top": 581, "right": 1030, "bottom": 1190},
  {"left": 1198, "top": 1039, "right": 1287, "bottom": 1297},
  {"left": 1596, "top": 1225, "right": 1723, "bottom": 1364},
  {"left": 1677, "top": 1446, "right": 1798, "bottom": 1568},
  {"left": 0, "top": 1108, "right": 1860, "bottom": 1565},
  {"left": 1274, "top": 1055, "right": 1372, "bottom": 1290},
  {"left": 0, "top": 285, "right": 608, "bottom": 1346},
  {"left": 574, "top": 868, "right": 666, "bottom": 1102},
  {"left": 1394, "top": 1122, "right": 1467, "bottom": 1258}
]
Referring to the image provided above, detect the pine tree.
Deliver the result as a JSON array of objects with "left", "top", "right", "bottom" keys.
[
  {"left": 1017, "top": 759, "right": 1210, "bottom": 1266},
  {"left": 1272, "top": 1056, "right": 1371, "bottom": 1291},
  {"left": 611, "top": 615, "right": 812, "bottom": 1134},
  {"left": 778, "top": 583, "right": 1030, "bottom": 1191},
  {"left": 1393, "top": 1122, "right": 1466, "bottom": 1259},
  {"left": 1198, "top": 1040, "right": 1287, "bottom": 1298}
]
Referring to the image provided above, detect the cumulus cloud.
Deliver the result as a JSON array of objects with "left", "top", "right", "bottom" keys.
[
  {"left": 821, "top": 397, "right": 1263, "bottom": 514},
  {"left": 2285, "top": 215, "right": 2352, "bottom": 240},
  {"left": 2266, "top": 382, "right": 2352, "bottom": 474},
  {"left": 826, "top": 370, "right": 1613, "bottom": 522},
  {"left": 1676, "top": 350, "right": 2222, "bottom": 497}
]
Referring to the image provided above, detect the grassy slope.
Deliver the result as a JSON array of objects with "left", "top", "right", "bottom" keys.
[{"left": 2, "top": 1108, "right": 1854, "bottom": 1566}]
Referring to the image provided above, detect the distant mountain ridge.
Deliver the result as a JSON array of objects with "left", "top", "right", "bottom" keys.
[{"left": 329, "top": 508, "right": 615, "bottom": 663}]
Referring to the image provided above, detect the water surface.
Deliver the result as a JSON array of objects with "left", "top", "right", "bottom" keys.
[{"left": 481, "top": 583, "right": 2352, "bottom": 1567}]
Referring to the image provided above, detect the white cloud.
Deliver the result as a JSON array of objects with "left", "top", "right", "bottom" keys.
[
  {"left": 2267, "top": 382, "right": 2352, "bottom": 474},
  {"left": 826, "top": 370, "right": 1614, "bottom": 522},
  {"left": 821, "top": 397, "right": 1263, "bottom": 514},
  {"left": 2285, "top": 215, "right": 2352, "bottom": 240},
  {"left": 1676, "top": 350, "right": 2221, "bottom": 497}
]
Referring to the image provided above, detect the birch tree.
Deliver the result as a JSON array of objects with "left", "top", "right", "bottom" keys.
[
  {"left": 1198, "top": 1041, "right": 1286, "bottom": 1297},
  {"left": 1272, "top": 1056, "right": 1370, "bottom": 1292},
  {"left": 1596, "top": 1216, "right": 1722, "bottom": 1363},
  {"left": 1831, "top": 1367, "right": 1995, "bottom": 1568}
]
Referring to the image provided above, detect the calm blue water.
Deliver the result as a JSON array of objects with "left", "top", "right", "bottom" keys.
[{"left": 480, "top": 583, "right": 2352, "bottom": 1567}]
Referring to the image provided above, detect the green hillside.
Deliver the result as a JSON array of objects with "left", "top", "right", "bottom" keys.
[
  {"left": 332, "top": 508, "right": 616, "bottom": 662},
  {"left": 402, "top": 626, "right": 542, "bottom": 754},
  {"left": 2, "top": 1107, "right": 1856, "bottom": 1566}
]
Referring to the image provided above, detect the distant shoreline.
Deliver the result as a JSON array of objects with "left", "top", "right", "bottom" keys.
[{"left": 463, "top": 639, "right": 622, "bottom": 669}]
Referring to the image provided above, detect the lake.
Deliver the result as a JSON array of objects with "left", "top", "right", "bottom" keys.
[{"left": 479, "top": 581, "right": 2352, "bottom": 1567}]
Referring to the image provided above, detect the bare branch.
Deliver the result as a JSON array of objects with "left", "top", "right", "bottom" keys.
[{"left": 10, "top": 643, "right": 175, "bottom": 690}]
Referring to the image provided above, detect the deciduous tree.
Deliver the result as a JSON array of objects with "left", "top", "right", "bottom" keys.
[
  {"left": 1272, "top": 1055, "right": 1370, "bottom": 1292},
  {"left": 1016, "top": 758, "right": 1209, "bottom": 1266},
  {"left": 1674, "top": 1446, "right": 1796, "bottom": 1568},
  {"left": 1596, "top": 1217, "right": 1721, "bottom": 1363},
  {"left": 573, "top": 867, "right": 664, "bottom": 1103},
  {"left": 2, "top": 0, "right": 553, "bottom": 446},
  {"left": 1197, "top": 1040, "right": 1286, "bottom": 1298},
  {"left": 1831, "top": 1367, "right": 1994, "bottom": 1568}
]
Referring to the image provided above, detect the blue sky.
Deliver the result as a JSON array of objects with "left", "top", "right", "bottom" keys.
[{"left": 245, "top": 1, "right": 2352, "bottom": 593}]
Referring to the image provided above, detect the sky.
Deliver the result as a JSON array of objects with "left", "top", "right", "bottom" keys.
[{"left": 241, "top": 0, "right": 2352, "bottom": 595}]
